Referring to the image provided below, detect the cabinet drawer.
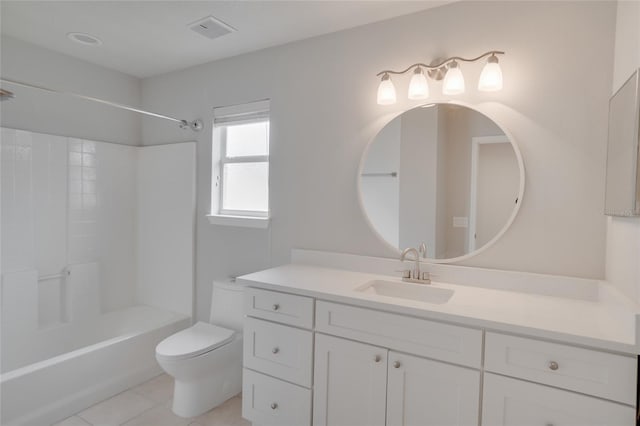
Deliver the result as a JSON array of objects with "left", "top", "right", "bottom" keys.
[
  {"left": 482, "top": 373, "right": 635, "bottom": 426},
  {"left": 244, "top": 287, "right": 314, "bottom": 328},
  {"left": 316, "top": 301, "right": 482, "bottom": 368},
  {"left": 242, "top": 368, "right": 311, "bottom": 426},
  {"left": 243, "top": 317, "right": 313, "bottom": 387},
  {"left": 485, "top": 332, "right": 637, "bottom": 405}
]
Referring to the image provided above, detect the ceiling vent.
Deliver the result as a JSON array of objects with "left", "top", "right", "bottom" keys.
[{"left": 189, "top": 15, "right": 236, "bottom": 40}]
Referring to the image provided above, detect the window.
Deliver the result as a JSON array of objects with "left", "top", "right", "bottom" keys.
[
  {"left": 220, "top": 121, "right": 269, "bottom": 214},
  {"left": 209, "top": 100, "right": 270, "bottom": 228}
]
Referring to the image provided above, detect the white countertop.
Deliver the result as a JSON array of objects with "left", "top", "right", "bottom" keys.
[{"left": 238, "top": 263, "right": 640, "bottom": 355}]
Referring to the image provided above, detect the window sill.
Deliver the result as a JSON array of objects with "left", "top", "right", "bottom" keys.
[{"left": 206, "top": 214, "right": 270, "bottom": 229}]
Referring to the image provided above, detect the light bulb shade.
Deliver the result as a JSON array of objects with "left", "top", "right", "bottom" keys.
[
  {"left": 478, "top": 58, "right": 503, "bottom": 91},
  {"left": 377, "top": 74, "right": 397, "bottom": 105},
  {"left": 443, "top": 62, "right": 465, "bottom": 95},
  {"left": 408, "top": 68, "right": 429, "bottom": 100}
]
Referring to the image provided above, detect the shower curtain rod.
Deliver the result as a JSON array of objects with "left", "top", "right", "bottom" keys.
[{"left": 0, "top": 77, "right": 203, "bottom": 131}]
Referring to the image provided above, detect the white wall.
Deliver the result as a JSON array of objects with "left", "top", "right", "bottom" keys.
[
  {"left": 606, "top": 0, "right": 640, "bottom": 302},
  {"left": 0, "top": 37, "right": 141, "bottom": 145},
  {"left": 136, "top": 143, "right": 195, "bottom": 316},
  {"left": 141, "top": 1, "right": 617, "bottom": 321}
]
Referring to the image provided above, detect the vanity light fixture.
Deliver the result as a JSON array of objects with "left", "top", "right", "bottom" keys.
[
  {"left": 376, "top": 50, "right": 504, "bottom": 105},
  {"left": 408, "top": 67, "right": 429, "bottom": 100},
  {"left": 377, "top": 73, "right": 397, "bottom": 105},
  {"left": 442, "top": 60, "right": 465, "bottom": 95},
  {"left": 478, "top": 53, "right": 503, "bottom": 91}
]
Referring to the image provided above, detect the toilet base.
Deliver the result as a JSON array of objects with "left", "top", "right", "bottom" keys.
[
  {"left": 172, "top": 366, "right": 241, "bottom": 417},
  {"left": 159, "top": 335, "right": 243, "bottom": 418}
]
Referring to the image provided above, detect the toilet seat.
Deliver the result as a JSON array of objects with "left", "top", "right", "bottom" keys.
[{"left": 156, "top": 321, "right": 235, "bottom": 362}]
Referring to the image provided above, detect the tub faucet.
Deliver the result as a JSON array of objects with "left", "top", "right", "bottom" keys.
[{"left": 400, "top": 247, "right": 431, "bottom": 284}]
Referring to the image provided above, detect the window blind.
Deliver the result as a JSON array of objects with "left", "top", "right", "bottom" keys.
[{"left": 213, "top": 99, "right": 270, "bottom": 126}]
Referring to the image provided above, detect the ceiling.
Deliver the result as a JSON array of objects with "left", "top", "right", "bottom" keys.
[{"left": 1, "top": 1, "right": 453, "bottom": 79}]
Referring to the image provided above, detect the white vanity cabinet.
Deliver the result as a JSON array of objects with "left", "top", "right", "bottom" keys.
[
  {"left": 386, "top": 351, "right": 480, "bottom": 426},
  {"left": 482, "top": 373, "right": 634, "bottom": 426},
  {"left": 313, "top": 334, "right": 481, "bottom": 426},
  {"left": 241, "top": 286, "right": 638, "bottom": 426},
  {"left": 242, "top": 287, "right": 315, "bottom": 426},
  {"left": 313, "top": 334, "right": 388, "bottom": 426},
  {"left": 482, "top": 332, "right": 636, "bottom": 425},
  {"left": 312, "top": 332, "right": 481, "bottom": 426},
  {"left": 313, "top": 302, "right": 482, "bottom": 426}
]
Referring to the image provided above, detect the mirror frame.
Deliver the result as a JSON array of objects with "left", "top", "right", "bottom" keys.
[{"left": 358, "top": 100, "right": 525, "bottom": 263}]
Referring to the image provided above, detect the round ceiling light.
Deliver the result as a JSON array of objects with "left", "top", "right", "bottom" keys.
[{"left": 67, "top": 32, "right": 102, "bottom": 46}]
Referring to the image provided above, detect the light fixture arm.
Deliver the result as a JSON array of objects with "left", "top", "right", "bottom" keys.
[{"left": 376, "top": 50, "right": 505, "bottom": 77}]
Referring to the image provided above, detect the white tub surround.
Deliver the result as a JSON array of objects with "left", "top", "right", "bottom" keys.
[
  {"left": 136, "top": 142, "right": 196, "bottom": 317},
  {"left": 1, "top": 128, "right": 196, "bottom": 426},
  {"left": 238, "top": 250, "right": 639, "bottom": 426}
]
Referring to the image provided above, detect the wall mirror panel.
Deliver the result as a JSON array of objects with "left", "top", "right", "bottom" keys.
[
  {"left": 360, "top": 103, "right": 524, "bottom": 262},
  {"left": 605, "top": 68, "right": 640, "bottom": 217}
]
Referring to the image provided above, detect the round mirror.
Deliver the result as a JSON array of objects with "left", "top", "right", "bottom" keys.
[{"left": 359, "top": 102, "right": 524, "bottom": 262}]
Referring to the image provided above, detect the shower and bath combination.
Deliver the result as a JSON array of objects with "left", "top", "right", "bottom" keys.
[{"left": 0, "top": 77, "right": 198, "bottom": 425}]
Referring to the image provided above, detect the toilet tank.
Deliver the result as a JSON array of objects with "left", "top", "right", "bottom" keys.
[{"left": 209, "top": 279, "right": 246, "bottom": 332}]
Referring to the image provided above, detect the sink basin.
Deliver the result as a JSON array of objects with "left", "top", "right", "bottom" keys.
[{"left": 355, "top": 280, "right": 454, "bottom": 304}]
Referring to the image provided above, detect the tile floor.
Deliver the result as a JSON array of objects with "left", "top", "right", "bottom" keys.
[{"left": 52, "top": 374, "right": 250, "bottom": 426}]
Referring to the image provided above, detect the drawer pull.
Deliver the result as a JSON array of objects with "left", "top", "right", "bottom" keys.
[
  {"left": 548, "top": 361, "right": 559, "bottom": 371},
  {"left": 270, "top": 402, "right": 278, "bottom": 410},
  {"left": 374, "top": 355, "right": 382, "bottom": 363},
  {"left": 272, "top": 303, "right": 280, "bottom": 311},
  {"left": 393, "top": 361, "right": 401, "bottom": 369},
  {"left": 272, "top": 347, "right": 279, "bottom": 354}
]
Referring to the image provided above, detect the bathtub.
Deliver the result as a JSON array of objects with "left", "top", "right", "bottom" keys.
[{"left": 0, "top": 305, "right": 190, "bottom": 426}]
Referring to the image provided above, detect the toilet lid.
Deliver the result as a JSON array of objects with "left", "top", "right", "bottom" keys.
[{"left": 156, "top": 321, "right": 235, "bottom": 361}]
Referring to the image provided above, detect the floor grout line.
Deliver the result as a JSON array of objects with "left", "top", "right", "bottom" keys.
[
  {"left": 118, "top": 400, "right": 162, "bottom": 426},
  {"left": 75, "top": 413, "right": 93, "bottom": 426}
]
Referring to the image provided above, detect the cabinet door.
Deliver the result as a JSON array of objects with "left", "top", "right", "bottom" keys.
[
  {"left": 313, "top": 334, "right": 388, "bottom": 426},
  {"left": 482, "top": 373, "right": 635, "bottom": 426},
  {"left": 386, "top": 351, "right": 480, "bottom": 426}
]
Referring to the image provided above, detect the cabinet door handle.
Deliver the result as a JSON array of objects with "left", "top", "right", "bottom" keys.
[
  {"left": 548, "top": 361, "right": 559, "bottom": 371},
  {"left": 272, "top": 347, "right": 279, "bottom": 354},
  {"left": 393, "top": 361, "right": 401, "bottom": 368},
  {"left": 374, "top": 355, "right": 382, "bottom": 363},
  {"left": 272, "top": 303, "right": 280, "bottom": 311},
  {"left": 270, "top": 403, "right": 278, "bottom": 410}
]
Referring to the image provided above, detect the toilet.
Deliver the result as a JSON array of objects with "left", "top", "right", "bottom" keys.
[{"left": 155, "top": 279, "right": 246, "bottom": 418}]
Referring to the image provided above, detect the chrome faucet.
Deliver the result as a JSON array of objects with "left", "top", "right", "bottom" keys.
[{"left": 400, "top": 247, "right": 431, "bottom": 284}]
